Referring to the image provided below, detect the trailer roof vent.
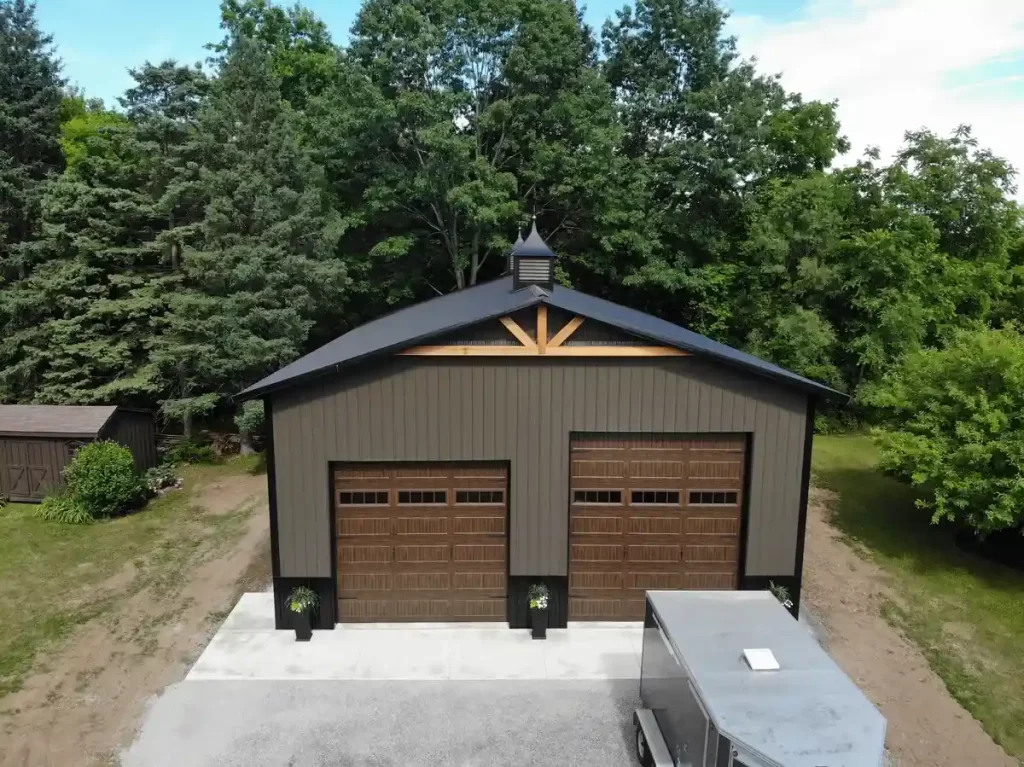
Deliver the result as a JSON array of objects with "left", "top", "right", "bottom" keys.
[{"left": 742, "top": 648, "right": 780, "bottom": 671}]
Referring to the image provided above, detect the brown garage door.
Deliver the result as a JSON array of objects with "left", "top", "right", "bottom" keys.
[
  {"left": 334, "top": 463, "right": 507, "bottom": 622},
  {"left": 569, "top": 435, "right": 745, "bottom": 621}
]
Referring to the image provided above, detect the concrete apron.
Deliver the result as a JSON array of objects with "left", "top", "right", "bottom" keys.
[{"left": 188, "top": 593, "right": 644, "bottom": 682}]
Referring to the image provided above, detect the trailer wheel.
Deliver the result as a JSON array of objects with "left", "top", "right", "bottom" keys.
[{"left": 635, "top": 722, "right": 654, "bottom": 767}]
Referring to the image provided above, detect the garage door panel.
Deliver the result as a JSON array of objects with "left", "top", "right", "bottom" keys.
[
  {"left": 338, "top": 517, "right": 391, "bottom": 537},
  {"left": 339, "top": 544, "right": 392, "bottom": 564},
  {"left": 452, "top": 516, "right": 505, "bottom": 535},
  {"left": 335, "top": 463, "right": 508, "bottom": 623},
  {"left": 571, "top": 516, "right": 623, "bottom": 535},
  {"left": 627, "top": 544, "right": 680, "bottom": 563},
  {"left": 570, "top": 435, "right": 745, "bottom": 621}
]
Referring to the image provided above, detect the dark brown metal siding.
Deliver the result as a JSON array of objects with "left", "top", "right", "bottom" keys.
[
  {"left": 271, "top": 357, "right": 809, "bottom": 580},
  {"left": 101, "top": 411, "right": 158, "bottom": 471}
]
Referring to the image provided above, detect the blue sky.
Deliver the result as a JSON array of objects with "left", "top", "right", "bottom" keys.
[{"left": 37, "top": 0, "right": 1024, "bottom": 194}]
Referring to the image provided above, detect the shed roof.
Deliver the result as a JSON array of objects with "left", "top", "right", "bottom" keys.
[
  {"left": 648, "top": 591, "right": 887, "bottom": 767},
  {"left": 0, "top": 405, "right": 118, "bottom": 438},
  {"left": 238, "top": 276, "right": 845, "bottom": 400}
]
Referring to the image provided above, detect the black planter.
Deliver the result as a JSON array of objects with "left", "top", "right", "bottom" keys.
[
  {"left": 293, "top": 609, "right": 312, "bottom": 642},
  {"left": 530, "top": 607, "right": 548, "bottom": 640}
]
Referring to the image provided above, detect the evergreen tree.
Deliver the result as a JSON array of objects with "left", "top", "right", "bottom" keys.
[
  {"left": 153, "top": 37, "right": 349, "bottom": 434},
  {"left": 0, "top": 0, "right": 65, "bottom": 276},
  {"left": 0, "top": 121, "right": 167, "bottom": 403}
]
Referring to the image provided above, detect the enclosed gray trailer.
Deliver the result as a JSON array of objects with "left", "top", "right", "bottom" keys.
[{"left": 634, "top": 591, "right": 886, "bottom": 767}]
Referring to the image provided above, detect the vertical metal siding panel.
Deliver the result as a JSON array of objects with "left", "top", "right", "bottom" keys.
[
  {"left": 297, "top": 398, "right": 314, "bottom": 576},
  {"left": 685, "top": 378, "right": 702, "bottom": 431},
  {"left": 527, "top": 366, "right": 542, "bottom": 572},
  {"left": 437, "top": 367, "right": 450, "bottom": 459},
  {"left": 539, "top": 365, "right": 553, "bottom": 571},
  {"left": 324, "top": 379, "right": 338, "bottom": 460},
  {"left": 595, "top": 364, "right": 608, "bottom": 431},
  {"left": 779, "top": 404, "right": 806, "bottom": 573},
  {"left": 274, "top": 405, "right": 294, "bottom": 575},
  {"left": 765, "top": 405, "right": 789, "bottom": 573},
  {"left": 493, "top": 364, "right": 506, "bottom": 458},
  {"left": 629, "top": 367, "right": 642, "bottom": 428},
  {"left": 746, "top": 401, "right": 770, "bottom": 575},
  {"left": 412, "top": 367, "right": 427, "bottom": 459},
  {"left": 641, "top": 366, "right": 655, "bottom": 431},
  {"left": 698, "top": 382, "right": 712, "bottom": 431},
  {"left": 554, "top": 365, "right": 570, "bottom": 574},
  {"left": 425, "top": 367, "right": 438, "bottom": 459},
  {"left": 710, "top": 387, "right": 723, "bottom": 430},
  {"left": 605, "top": 364, "right": 619, "bottom": 430},
  {"left": 482, "top": 365, "right": 495, "bottom": 458},
  {"left": 313, "top": 385, "right": 331, "bottom": 576},
  {"left": 473, "top": 366, "right": 485, "bottom": 457},
  {"left": 719, "top": 390, "right": 734, "bottom": 431},
  {"left": 652, "top": 367, "right": 666, "bottom": 431}
]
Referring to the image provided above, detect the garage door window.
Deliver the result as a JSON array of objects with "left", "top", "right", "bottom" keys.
[
  {"left": 338, "top": 490, "right": 389, "bottom": 505},
  {"left": 630, "top": 490, "right": 681, "bottom": 505},
  {"left": 397, "top": 490, "right": 447, "bottom": 504},
  {"left": 573, "top": 489, "right": 623, "bottom": 504},
  {"left": 688, "top": 490, "right": 738, "bottom": 506},
  {"left": 455, "top": 490, "right": 504, "bottom": 504}
]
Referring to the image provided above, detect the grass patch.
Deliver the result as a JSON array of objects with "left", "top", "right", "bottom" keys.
[
  {"left": 813, "top": 434, "right": 1024, "bottom": 759},
  {"left": 0, "top": 456, "right": 262, "bottom": 699}
]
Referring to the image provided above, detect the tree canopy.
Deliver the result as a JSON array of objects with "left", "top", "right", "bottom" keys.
[{"left": 0, "top": 0, "right": 1020, "bottom": 436}]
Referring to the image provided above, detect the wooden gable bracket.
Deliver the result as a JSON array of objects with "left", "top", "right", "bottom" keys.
[{"left": 400, "top": 305, "right": 691, "bottom": 357}]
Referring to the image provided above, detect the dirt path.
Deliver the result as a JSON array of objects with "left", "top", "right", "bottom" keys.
[
  {"left": 0, "top": 472, "right": 270, "bottom": 767},
  {"left": 803, "top": 488, "right": 1016, "bottom": 767}
]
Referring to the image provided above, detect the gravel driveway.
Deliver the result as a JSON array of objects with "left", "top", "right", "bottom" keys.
[{"left": 121, "top": 679, "right": 640, "bottom": 766}]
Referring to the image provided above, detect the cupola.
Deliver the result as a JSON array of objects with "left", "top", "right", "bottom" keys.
[{"left": 511, "top": 219, "right": 555, "bottom": 291}]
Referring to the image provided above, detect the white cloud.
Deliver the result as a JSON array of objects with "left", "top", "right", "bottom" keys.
[{"left": 728, "top": 0, "right": 1024, "bottom": 196}]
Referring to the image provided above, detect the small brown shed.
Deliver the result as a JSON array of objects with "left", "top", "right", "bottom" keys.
[{"left": 0, "top": 405, "right": 158, "bottom": 502}]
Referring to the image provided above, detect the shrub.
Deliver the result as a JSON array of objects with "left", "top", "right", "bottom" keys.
[
  {"left": 163, "top": 439, "right": 217, "bottom": 466},
  {"left": 865, "top": 327, "right": 1024, "bottom": 537},
  {"left": 63, "top": 441, "right": 145, "bottom": 519},
  {"left": 144, "top": 464, "right": 178, "bottom": 494},
  {"left": 38, "top": 489, "right": 93, "bottom": 524}
]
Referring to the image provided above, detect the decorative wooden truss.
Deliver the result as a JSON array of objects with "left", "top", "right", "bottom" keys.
[{"left": 400, "top": 306, "right": 690, "bottom": 357}]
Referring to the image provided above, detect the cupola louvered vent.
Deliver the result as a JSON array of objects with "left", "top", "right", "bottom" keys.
[{"left": 512, "top": 220, "right": 556, "bottom": 290}]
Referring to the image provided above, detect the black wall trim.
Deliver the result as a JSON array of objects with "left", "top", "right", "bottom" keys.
[
  {"left": 273, "top": 577, "right": 336, "bottom": 630},
  {"left": 736, "top": 432, "right": 754, "bottom": 587},
  {"left": 508, "top": 576, "right": 568, "bottom": 629},
  {"left": 790, "top": 396, "right": 817, "bottom": 616},
  {"left": 740, "top": 575, "right": 800, "bottom": 618}
]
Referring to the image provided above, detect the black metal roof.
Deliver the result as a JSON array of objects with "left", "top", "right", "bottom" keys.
[{"left": 238, "top": 276, "right": 844, "bottom": 400}]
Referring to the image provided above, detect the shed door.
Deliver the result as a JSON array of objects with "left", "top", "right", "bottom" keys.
[
  {"left": 334, "top": 463, "right": 508, "bottom": 622},
  {"left": 1, "top": 439, "right": 58, "bottom": 501},
  {"left": 569, "top": 435, "right": 746, "bottom": 621}
]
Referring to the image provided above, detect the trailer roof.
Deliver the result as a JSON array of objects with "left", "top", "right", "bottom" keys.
[{"left": 647, "top": 591, "right": 886, "bottom": 767}]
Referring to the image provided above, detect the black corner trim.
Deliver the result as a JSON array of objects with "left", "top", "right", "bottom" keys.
[
  {"left": 264, "top": 397, "right": 281, "bottom": 582},
  {"left": 792, "top": 396, "right": 817, "bottom": 616}
]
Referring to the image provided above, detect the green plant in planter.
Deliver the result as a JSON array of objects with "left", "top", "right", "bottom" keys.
[
  {"left": 288, "top": 586, "right": 319, "bottom": 642},
  {"left": 288, "top": 586, "right": 319, "bottom": 613},
  {"left": 768, "top": 581, "right": 794, "bottom": 610},
  {"left": 528, "top": 583, "right": 549, "bottom": 609}
]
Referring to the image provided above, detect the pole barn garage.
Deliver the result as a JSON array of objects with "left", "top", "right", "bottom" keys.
[
  {"left": 239, "top": 224, "right": 844, "bottom": 631},
  {"left": 0, "top": 405, "right": 158, "bottom": 502}
]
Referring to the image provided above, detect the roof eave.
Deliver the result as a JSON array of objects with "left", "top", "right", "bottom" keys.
[{"left": 236, "top": 297, "right": 548, "bottom": 401}]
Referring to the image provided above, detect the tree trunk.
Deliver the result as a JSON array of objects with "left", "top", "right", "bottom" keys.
[
  {"left": 182, "top": 410, "right": 193, "bottom": 440},
  {"left": 239, "top": 430, "right": 255, "bottom": 455}
]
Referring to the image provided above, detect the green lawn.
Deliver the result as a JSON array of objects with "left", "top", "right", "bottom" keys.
[
  {"left": 813, "top": 434, "right": 1024, "bottom": 760},
  {"left": 0, "top": 456, "right": 263, "bottom": 699}
]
